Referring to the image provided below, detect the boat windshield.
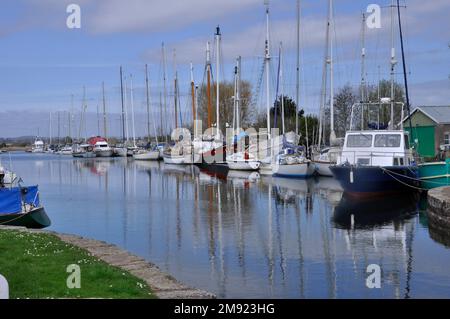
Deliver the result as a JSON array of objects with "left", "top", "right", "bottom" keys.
[
  {"left": 374, "top": 134, "right": 401, "bottom": 148},
  {"left": 347, "top": 134, "right": 372, "bottom": 148}
]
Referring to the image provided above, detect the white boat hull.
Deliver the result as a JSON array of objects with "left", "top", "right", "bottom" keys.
[
  {"left": 95, "top": 150, "right": 113, "bottom": 158},
  {"left": 133, "top": 151, "right": 160, "bottom": 161},
  {"left": 114, "top": 148, "right": 128, "bottom": 157},
  {"left": 227, "top": 160, "right": 260, "bottom": 171},
  {"left": 163, "top": 155, "right": 186, "bottom": 165},
  {"left": 313, "top": 161, "right": 334, "bottom": 177},
  {"left": 273, "top": 162, "right": 315, "bottom": 178}
]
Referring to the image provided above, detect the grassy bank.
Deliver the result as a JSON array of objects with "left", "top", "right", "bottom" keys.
[{"left": 0, "top": 230, "right": 155, "bottom": 299}]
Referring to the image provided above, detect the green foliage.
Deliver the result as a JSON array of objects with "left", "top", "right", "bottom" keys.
[
  {"left": 197, "top": 80, "right": 254, "bottom": 130},
  {"left": 0, "top": 230, "right": 155, "bottom": 299}
]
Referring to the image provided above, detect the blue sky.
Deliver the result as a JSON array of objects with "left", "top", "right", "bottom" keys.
[{"left": 0, "top": 0, "right": 449, "bottom": 137}]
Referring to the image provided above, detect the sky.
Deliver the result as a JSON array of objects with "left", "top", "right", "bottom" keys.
[{"left": 0, "top": 0, "right": 449, "bottom": 138}]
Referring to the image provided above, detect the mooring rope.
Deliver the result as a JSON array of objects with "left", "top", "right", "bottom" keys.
[
  {"left": 381, "top": 167, "right": 450, "bottom": 185},
  {"left": 0, "top": 212, "right": 28, "bottom": 225},
  {"left": 380, "top": 168, "right": 429, "bottom": 191}
]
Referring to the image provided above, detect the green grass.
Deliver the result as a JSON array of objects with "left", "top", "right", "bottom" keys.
[{"left": 0, "top": 230, "right": 156, "bottom": 299}]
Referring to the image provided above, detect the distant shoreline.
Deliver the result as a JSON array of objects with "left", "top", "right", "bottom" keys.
[{"left": 0, "top": 147, "right": 29, "bottom": 152}]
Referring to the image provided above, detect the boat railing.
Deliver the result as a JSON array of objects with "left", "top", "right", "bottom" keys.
[{"left": 337, "top": 150, "right": 416, "bottom": 166}]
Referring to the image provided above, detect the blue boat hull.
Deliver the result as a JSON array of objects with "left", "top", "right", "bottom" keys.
[{"left": 330, "top": 165, "right": 419, "bottom": 195}]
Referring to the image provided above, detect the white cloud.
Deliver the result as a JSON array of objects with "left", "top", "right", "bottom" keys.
[{"left": 86, "top": 0, "right": 262, "bottom": 34}]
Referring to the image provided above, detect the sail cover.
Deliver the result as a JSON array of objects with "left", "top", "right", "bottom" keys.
[
  {"left": 0, "top": 186, "right": 40, "bottom": 215},
  {"left": 0, "top": 187, "right": 22, "bottom": 214}
]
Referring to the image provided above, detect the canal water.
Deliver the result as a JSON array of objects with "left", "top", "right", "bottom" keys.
[{"left": 2, "top": 152, "right": 450, "bottom": 298}]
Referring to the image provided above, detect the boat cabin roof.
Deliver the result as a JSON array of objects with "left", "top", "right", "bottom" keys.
[{"left": 343, "top": 130, "right": 409, "bottom": 151}]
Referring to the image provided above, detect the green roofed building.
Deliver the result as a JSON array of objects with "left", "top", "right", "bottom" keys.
[{"left": 402, "top": 106, "right": 450, "bottom": 159}]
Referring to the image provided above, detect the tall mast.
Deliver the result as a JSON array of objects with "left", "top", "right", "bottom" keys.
[
  {"left": 102, "top": 83, "right": 107, "bottom": 139},
  {"left": 318, "top": 0, "right": 331, "bottom": 147},
  {"left": 173, "top": 50, "right": 179, "bottom": 129},
  {"left": 329, "top": 0, "right": 335, "bottom": 143},
  {"left": 190, "top": 62, "right": 196, "bottom": 132},
  {"left": 69, "top": 94, "right": 73, "bottom": 141},
  {"left": 124, "top": 76, "right": 129, "bottom": 142},
  {"left": 57, "top": 111, "right": 60, "bottom": 145},
  {"left": 162, "top": 43, "right": 168, "bottom": 142},
  {"left": 397, "top": 0, "right": 412, "bottom": 131},
  {"left": 119, "top": 66, "right": 126, "bottom": 142},
  {"left": 360, "top": 13, "right": 367, "bottom": 130},
  {"left": 279, "top": 42, "right": 285, "bottom": 135},
  {"left": 236, "top": 56, "right": 241, "bottom": 131},
  {"left": 145, "top": 64, "right": 151, "bottom": 143},
  {"left": 129, "top": 75, "right": 136, "bottom": 147},
  {"left": 159, "top": 92, "right": 163, "bottom": 139},
  {"left": 49, "top": 112, "right": 52, "bottom": 145},
  {"left": 264, "top": 1, "right": 271, "bottom": 138},
  {"left": 233, "top": 56, "right": 241, "bottom": 135},
  {"left": 215, "top": 26, "right": 221, "bottom": 139},
  {"left": 96, "top": 101, "right": 100, "bottom": 136},
  {"left": 295, "top": 0, "right": 300, "bottom": 136},
  {"left": 206, "top": 41, "right": 212, "bottom": 129},
  {"left": 67, "top": 111, "right": 71, "bottom": 143},
  {"left": 82, "top": 86, "right": 87, "bottom": 142},
  {"left": 389, "top": 0, "right": 397, "bottom": 130}
]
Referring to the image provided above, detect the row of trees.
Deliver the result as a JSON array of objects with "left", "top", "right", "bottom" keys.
[{"left": 194, "top": 79, "right": 406, "bottom": 146}]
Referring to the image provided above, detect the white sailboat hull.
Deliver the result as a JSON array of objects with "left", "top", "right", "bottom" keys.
[
  {"left": 114, "top": 148, "right": 128, "bottom": 157},
  {"left": 273, "top": 162, "right": 315, "bottom": 178},
  {"left": 227, "top": 160, "right": 260, "bottom": 171},
  {"left": 313, "top": 161, "right": 334, "bottom": 177},
  {"left": 133, "top": 151, "right": 160, "bottom": 161},
  {"left": 163, "top": 155, "right": 186, "bottom": 165}
]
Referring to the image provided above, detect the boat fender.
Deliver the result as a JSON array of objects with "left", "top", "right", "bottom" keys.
[{"left": 350, "top": 169, "right": 354, "bottom": 184}]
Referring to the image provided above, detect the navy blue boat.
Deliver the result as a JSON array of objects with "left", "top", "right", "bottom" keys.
[
  {"left": 330, "top": 130, "right": 419, "bottom": 196},
  {"left": 331, "top": 165, "right": 419, "bottom": 195}
]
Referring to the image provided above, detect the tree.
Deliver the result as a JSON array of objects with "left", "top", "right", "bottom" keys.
[
  {"left": 253, "top": 95, "right": 319, "bottom": 148},
  {"left": 254, "top": 96, "right": 304, "bottom": 133},
  {"left": 334, "top": 84, "right": 358, "bottom": 137},
  {"left": 197, "top": 80, "right": 254, "bottom": 132}
]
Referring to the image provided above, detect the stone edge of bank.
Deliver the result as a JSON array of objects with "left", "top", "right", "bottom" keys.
[
  {"left": 427, "top": 186, "right": 450, "bottom": 242},
  {"left": 0, "top": 226, "right": 216, "bottom": 299}
]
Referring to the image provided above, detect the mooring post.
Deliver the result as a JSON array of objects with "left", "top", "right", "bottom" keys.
[{"left": 0, "top": 274, "right": 9, "bottom": 299}]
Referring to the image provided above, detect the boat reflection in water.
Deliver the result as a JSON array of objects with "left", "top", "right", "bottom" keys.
[
  {"left": 333, "top": 192, "right": 419, "bottom": 229},
  {"left": 6, "top": 151, "right": 450, "bottom": 298}
]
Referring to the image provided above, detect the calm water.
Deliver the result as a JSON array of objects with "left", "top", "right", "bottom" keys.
[{"left": 2, "top": 152, "right": 450, "bottom": 298}]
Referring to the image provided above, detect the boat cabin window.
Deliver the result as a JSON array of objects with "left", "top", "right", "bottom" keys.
[
  {"left": 374, "top": 134, "right": 401, "bottom": 148},
  {"left": 347, "top": 134, "right": 372, "bottom": 148}
]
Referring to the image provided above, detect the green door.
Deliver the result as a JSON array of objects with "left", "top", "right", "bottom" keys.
[{"left": 406, "top": 126, "right": 435, "bottom": 158}]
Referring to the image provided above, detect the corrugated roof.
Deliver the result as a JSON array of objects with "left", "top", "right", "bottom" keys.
[{"left": 405, "top": 106, "right": 450, "bottom": 124}]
